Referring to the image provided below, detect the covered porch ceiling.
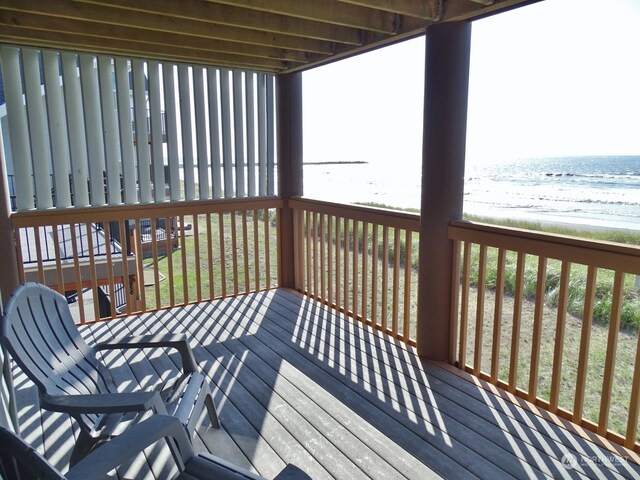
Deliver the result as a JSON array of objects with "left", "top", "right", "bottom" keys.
[{"left": 0, "top": 0, "right": 536, "bottom": 74}]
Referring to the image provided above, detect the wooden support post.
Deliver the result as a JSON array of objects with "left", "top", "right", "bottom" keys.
[
  {"left": 277, "top": 73, "right": 303, "bottom": 289},
  {"left": 0, "top": 130, "right": 20, "bottom": 302},
  {"left": 417, "top": 22, "right": 471, "bottom": 360}
]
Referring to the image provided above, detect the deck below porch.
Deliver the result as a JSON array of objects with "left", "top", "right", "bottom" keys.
[{"left": 11, "top": 289, "right": 640, "bottom": 479}]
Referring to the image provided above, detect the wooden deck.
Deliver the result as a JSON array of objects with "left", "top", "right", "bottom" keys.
[{"left": 11, "top": 288, "right": 640, "bottom": 479}]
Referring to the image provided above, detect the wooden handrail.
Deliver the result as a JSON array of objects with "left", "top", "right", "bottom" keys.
[
  {"left": 11, "top": 198, "right": 281, "bottom": 323},
  {"left": 449, "top": 220, "right": 640, "bottom": 273},
  {"left": 449, "top": 219, "right": 640, "bottom": 452},
  {"left": 291, "top": 197, "right": 420, "bottom": 345}
]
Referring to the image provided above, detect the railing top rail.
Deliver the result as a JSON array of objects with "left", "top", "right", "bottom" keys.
[
  {"left": 11, "top": 197, "right": 284, "bottom": 227},
  {"left": 449, "top": 220, "right": 640, "bottom": 274},
  {"left": 290, "top": 197, "right": 420, "bottom": 231}
]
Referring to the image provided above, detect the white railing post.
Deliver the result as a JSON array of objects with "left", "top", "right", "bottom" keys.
[
  {"left": 80, "top": 54, "right": 107, "bottom": 206},
  {"left": 43, "top": 51, "right": 72, "bottom": 208},
  {"left": 61, "top": 53, "right": 90, "bottom": 207},
  {"left": 0, "top": 46, "right": 35, "bottom": 211}
]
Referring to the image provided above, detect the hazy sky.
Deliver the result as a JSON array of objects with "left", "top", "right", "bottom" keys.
[{"left": 303, "top": 0, "right": 640, "bottom": 167}]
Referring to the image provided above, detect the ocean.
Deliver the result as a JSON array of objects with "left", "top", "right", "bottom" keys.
[{"left": 303, "top": 155, "right": 640, "bottom": 231}]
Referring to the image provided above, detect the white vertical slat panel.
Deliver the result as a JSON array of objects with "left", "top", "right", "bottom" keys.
[
  {"left": 115, "top": 58, "right": 137, "bottom": 204},
  {"left": 193, "top": 66, "right": 209, "bottom": 199},
  {"left": 207, "top": 67, "right": 223, "bottom": 199},
  {"left": 178, "top": 64, "right": 195, "bottom": 201},
  {"left": 148, "top": 60, "right": 165, "bottom": 202},
  {"left": 23, "top": 48, "right": 53, "bottom": 209},
  {"left": 0, "top": 46, "right": 35, "bottom": 210},
  {"left": 266, "top": 74, "right": 276, "bottom": 195},
  {"left": 98, "top": 56, "right": 122, "bottom": 205},
  {"left": 245, "top": 72, "right": 256, "bottom": 197},
  {"left": 79, "top": 54, "right": 106, "bottom": 205},
  {"left": 42, "top": 51, "right": 72, "bottom": 208},
  {"left": 233, "top": 70, "right": 246, "bottom": 197},
  {"left": 132, "top": 59, "right": 152, "bottom": 203},
  {"left": 61, "top": 52, "right": 90, "bottom": 207},
  {"left": 257, "top": 72, "right": 267, "bottom": 196},
  {"left": 220, "top": 69, "right": 234, "bottom": 198},
  {"left": 163, "top": 63, "right": 181, "bottom": 201}
]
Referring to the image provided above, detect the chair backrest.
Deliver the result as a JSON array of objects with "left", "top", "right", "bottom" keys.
[
  {"left": 0, "top": 426, "right": 66, "bottom": 480},
  {"left": 0, "top": 284, "right": 114, "bottom": 423}
]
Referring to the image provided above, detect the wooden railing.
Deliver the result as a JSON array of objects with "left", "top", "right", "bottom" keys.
[
  {"left": 290, "top": 198, "right": 420, "bottom": 345},
  {"left": 449, "top": 220, "right": 640, "bottom": 450},
  {"left": 11, "top": 197, "right": 282, "bottom": 324}
]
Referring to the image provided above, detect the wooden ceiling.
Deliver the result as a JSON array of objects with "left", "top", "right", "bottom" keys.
[{"left": 0, "top": 0, "right": 536, "bottom": 73}]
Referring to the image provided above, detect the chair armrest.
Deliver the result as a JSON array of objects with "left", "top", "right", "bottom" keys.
[
  {"left": 41, "top": 391, "right": 167, "bottom": 415},
  {"left": 95, "top": 333, "right": 198, "bottom": 373},
  {"left": 66, "top": 416, "right": 195, "bottom": 480}
]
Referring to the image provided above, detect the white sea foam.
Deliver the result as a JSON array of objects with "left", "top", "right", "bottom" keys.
[{"left": 303, "top": 155, "right": 640, "bottom": 231}]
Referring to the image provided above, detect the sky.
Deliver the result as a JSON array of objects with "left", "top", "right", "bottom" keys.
[{"left": 302, "top": 0, "right": 640, "bottom": 168}]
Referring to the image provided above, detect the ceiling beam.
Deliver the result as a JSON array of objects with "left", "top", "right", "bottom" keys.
[
  {"left": 333, "top": 0, "right": 435, "bottom": 19},
  {"left": 0, "top": 25, "right": 288, "bottom": 71},
  {"left": 0, "top": 0, "right": 336, "bottom": 54},
  {"left": 442, "top": 0, "right": 537, "bottom": 21},
  {"left": 73, "top": 0, "right": 363, "bottom": 45},
  {"left": 208, "top": 0, "right": 399, "bottom": 34},
  {"left": 0, "top": 9, "right": 310, "bottom": 64}
]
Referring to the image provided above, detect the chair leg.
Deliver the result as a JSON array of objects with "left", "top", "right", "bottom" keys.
[
  {"left": 69, "top": 429, "right": 100, "bottom": 466},
  {"left": 205, "top": 394, "right": 220, "bottom": 429}
]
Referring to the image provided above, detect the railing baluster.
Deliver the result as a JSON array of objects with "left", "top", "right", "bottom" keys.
[
  {"left": 207, "top": 213, "right": 215, "bottom": 299},
  {"left": 313, "top": 211, "right": 319, "bottom": 298},
  {"left": 320, "top": 214, "right": 326, "bottom": 301},
  {"left": 490, "top": 248, "right": 506, "bottom": 383},
  {"left": 362, "top": 221, "right": 369, "bottom": 325},
  {"left": 352, "top": 219, "right": 359, "bottom": 321},
  {"left": 103, "top": 222, "right": 116, "bottom": 318},
  {"left": 118, "top": 220, "right": 132, "bottom": 315},
  {"left": 230, "top": 212, "right": 239, "bottom": 296},
  {"left": 84, "top": 222, "right": 100, "bottom": 321},
  {"left": 327, "top": 215, "right": 333, "bottom": 305},
  {"left": 381, "top": 225, "right": 389, "bottom": 332},
  {"left": 69, "top": 223, "right": 85, "bottom": 325},
  {"left": 33, "top": 227, "right": 45, "bottom": 284},
  {"left": 392, "top": 227, "right": 401, "bottom": 336},
  {"left": 270, "top": 208, "right": 277, "bottom": 289},
  {"left": 528, "top": 256, "right": 547, "bottom": 401},
  {"left": 305, "top": 210, "right": 312, "bottom": 295},
  {"left": 371, "top": 224, "right": 379, "bottom": 328},
  {"left": 193, "top": 215, "right": 202, "bottom": 302},
  {"left": 51, "top": 226, "right": 65, "bottom": 295},
  {"left": 458, "top": 241, "right": 471, "bottom": 368},
  {"left": 242, "top": 211, "right": 250, "bottom": 293},
  {"left": 14, "top": 229, "right": 26, "bottom": 284},
  {"left": 151, "top": 218, "right": 161, "bottom": 310},
  {"left": 550, "top": 259, "right": 571, "bottom": 412},
  {"left": 449, "top": 239, "right": 461, "bottom": 365},
  {"left": 473, "top": 244, "right": 488, "bottom": 376},
  {"left": 598, "top": 270, "right": 625, "bottom": 435},
  {"left": 253, "top": 210, "right": 260, "bottom": 290},
  {"left": 166, "top": 216, "right": 175, "bottom": 307},
  {"left": 508, "top": 252, "right": 526, "bottom": 393},
  {"left": 343, "top": 218, "right": 349, "bottom": 314},
  {"left": 403, "top": 229, "right": 412, "bottom": 341},
  {"left": 218, "top": 212, "right": 227, "bottom": 297},
  {"left": 335, "top": 216, "right": 341, "bottom": 310},
  {"left": 179, "top": 215, "right": 188, "bottom": 304},
  {"left": 574, "top": 265, "right": 597, "bottom": 422},
  {"left": 134, "top": 219, "right": 146, "bottom": 313}
]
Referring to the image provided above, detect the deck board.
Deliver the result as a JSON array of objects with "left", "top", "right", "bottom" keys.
[{"left": 11, "top": 288, "right": 640, "bottom": 479}]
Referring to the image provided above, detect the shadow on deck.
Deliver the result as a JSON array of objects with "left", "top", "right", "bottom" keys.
[{"left": 12, "top": 288, "right": 640, "bottom": 479}]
